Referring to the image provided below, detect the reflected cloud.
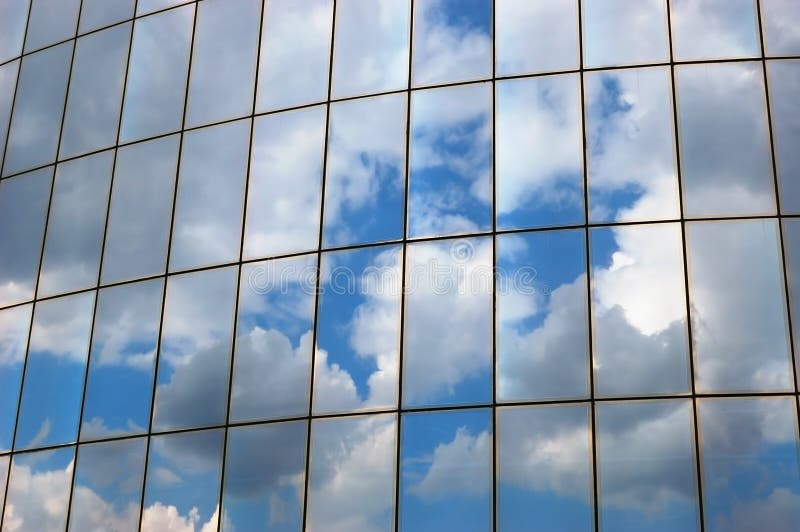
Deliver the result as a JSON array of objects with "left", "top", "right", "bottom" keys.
[
  {"left": 0, "top": 304, "right": 31, "bottom": 451},
  {"left": 671, "top": 0, "right": 759, "bottom": 60},
  {"left": 583, "top": 0, "right": 669, "bottom": 67},
  {"left": 762, "top": 0, "right": 800, "bottom": 55},
  {"left": 767, "top": 59, "right": 800, "bottom": 214}
]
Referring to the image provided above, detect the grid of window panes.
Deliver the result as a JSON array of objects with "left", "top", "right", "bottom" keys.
[{"left": 0, "top": 0, "right": 799, "bottom": 530}]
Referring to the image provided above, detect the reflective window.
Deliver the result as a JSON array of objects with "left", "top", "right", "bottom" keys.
[
  {"left": 676, "top": 63, "right": 775, "bottom": 217},
  {"left": 404, "top": 237, "right": 492, "bottom": 407},
  {"left": 308, "top": 414, "right": 396, "bottom": 531},
  {"left": 153, "top": 267, "right": 237, "bottom": 431},
  {"left": 687, "top": 220, "right": 792, "bottom": 392},
  {"left": 400, "top": 409, "right": 491, "bottom": 531},
  {"left": 137, "top": 0, "right": 187, "bottom": 15},
  {"left": 169, "top": 119, "right": 249, "bottom": 271},
  {"left": 0, "top": 0, "right": 29, "bottom": 63},
  {"left": 38, "top": 150, "right": 113, "bottom": 298},
  {"left": 244, "top": 106, "right": 326, "bottom": 259},
  {"left": 583, "top": 0, "right": 668, "bottom": 67},
  {"left": 0, "top": 304, "right": 31, "bottom": 452},
  {"left": 0, "top": 60, "right": 19, "bottom": 170},
  {"left": 0, "top": 456, "right": 7, "bottom": 506},
  {"left": 762, "top": 0, "right": 800, "bottom": 55},
  {"left": 323, "top": 94, "right": 406, "bottom": 248},
  {"left": 231, "top": 255, "right": 316, "bottom": 422},
  {"left": 768, "top": 59, "right": 800, "bottom": 214},
  {"left": 497, "top": 230, "right": 588, "bottom": 401},
  {"left": 15, "top": 292, "right": 94, "bottom": 450},
  {"left": 497, "top": 404, "right": 592, "bottom": 531},
  {"left": 409, "top": 83, "right": 492, "bottom": 238},
  {"left": 81, "top": 280, "right": 162, "bottom": 440},
  {"left": 496, "top": 75, "right": 583, "bottom": 230},
  {"left": 79, "top": 0, "right": 134, "bottom": 33},
  {"left": 24, "top": 0, "right": 80, "bottom": 53},
  {"left": 670, "top": 0, "right": 760, "bottom": 60},
  {"left": 782, "top": 219, "right": 800, "bottom": 386}
]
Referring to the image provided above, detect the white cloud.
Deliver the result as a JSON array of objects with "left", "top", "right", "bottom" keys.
[
  {"left": 410, "top": 427, "right": 491, "bottom": 498},
  {"left": 141, "top": 502, "right": 220, "bottom": 532},
  {"left": 0, "top": 304, "right": 31, "bottom": 366}
]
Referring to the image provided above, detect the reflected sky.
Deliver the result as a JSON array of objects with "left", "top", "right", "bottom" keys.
[
  {"left": 24, "top": 0, "right": 80, "bottom": 53},
  {"left": 671, "top": 0, "right": 760, "bottom": 60},
  {"left": 781, "top": 219, "right": 800, "bottom": 387},
  {"left": 0, "top": 304, "right": 31, "bottom": 452},
  {"left": 583, "top": 0, "right": 669, "bottom": 67},
  {"left": 0, "top": 0, "right": 29, "bottom": 64},
  {"left": 0, "top": 60, "right": 19, "bottom": 171},
  {"left": 768, "top": 59, "right": 800, "bottom": 214},
  {"left": 762, "top": 0, "right": 800, "bottom": 55},
  {"left": 79, "top": 0, "right": 134, "bottom": 34}
]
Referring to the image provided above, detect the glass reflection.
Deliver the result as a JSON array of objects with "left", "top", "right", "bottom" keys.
[
  {"left": 583, "top": 0, "right": 668, "bottom": 67},
  {"left": 244, "top": 106, "right": 325, "bottom": 259},
  {"left": 0, "top": 60, "right": 19, "bottom": 170},
  {"left": 767, "top": 60, "right": 800, "bottom": 214},
  {"left": 307, "top": 414, "right": 396, "bottom": 531},
  {"left": 409, "top": 83, "right": 492, "bottom": 238},
  {"left": 591, "top": 224, "right": 690, "bottom": 396},
  {"left": 102, "top": 135, "right": 179, "bottom": 284},
  {"left": 0, "top": 305, "right": 31, "bottom": 452},
  {"left": 688, "top": 220, "right": 792, "bottom": 392},
  {"left": 497, "top": 405, "right": 592, "bottom": 531},
  {"left": 781, "top": 219, "right": 800, "bottom": 386},
  {"left": 222, "top": 421, "right": 307, "bottom": 532},
  {"left": 762, "top": 0, "right": 800, "bottom": 55},
  {"left": 496, "top": 75, "right": 583, "bottom": 230},
  {"left": 68, "top": 438, "right": 146, "bottom": 531},
  {"left": 16, "top": 292, "right": 94, "bottom": 450},
  {"left": 170, "top": 119, "right": 249, "bottom": 271},
  {"left": 231, "top": 255, "right": 316, "bottom": 422},
  {"left": 24, "top": 0, "right": 80, "bottom": 53},
  {"left": 400, "top": 408, "right": 491, "bottom": 531},
  {"left": 120, "top": 5, "right": 193, "bottom": 142},
  {"left": 81, "top": 280, "right": 162, "bottom": 440},
  {"left": 677, "top": 63, "right": 774, "bottom": 217},
  {"left": 0, "top": 455, "right": 6, "bottom": 506},
  {"left": 137, "top": 0, "right": 187, "bottom": 15},
  {"left": 79, "top": 0, "right": 134, "bottom": 33},
  {"left": 497, "top": 230, "right": 588, "bottom": 401},
  {"left": 323, "top": 94, "right": 406, "bottom": 248},
  {"left": 153, "top": 267, "right": 237, "bottom": 431},
  {"left": 670, "top": 0, "right": 760, "bottom": 60},
  {"left": 38, "top": 151, "right": 113, "bottom": 298},
  {"left": 0, "top": 0, "right": 29, "bottom": 63},
  {"left": 257, "top": 0, "right": 333, "bottom": 112}
]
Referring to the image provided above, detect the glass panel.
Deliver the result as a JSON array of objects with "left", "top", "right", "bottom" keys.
[
  {"left": 597, "top": 400, "right": 699, "bottom": 531},
  {"left": 137, "top": 0, "right": 187, "bottom": 15},
  {"left": 60, "top": 23, "right": 131, "bottom": 159},
  {"left": 186, "top": 0, "right": 260, "bottom": 128},
  {"left": 307, "top": 414, "right": 396, "bottom": 531},
  {"left": 332, "top": 0, "right": 410, "bottom": 99},
  {"left": 583, "top": 0, "right": 668, "bottom": 67},
  {"left": 762, "top": 0, "right": 800, "bottom": 55},
  {"left": 24, "top": 0, "right": 80, "bottom": 53},
  {"left": 688, "top": 220, "right": 792, "bottom": 392},
  {"left": 496, "top": 230, "right": 588, "bottom": 401},
  {"left": 16, "top": 291, "right": 94, "bottom": 450},
  {"left": 496, "top": 75, "right": 583, "bottom": 230},
  {"left": 0, "top": 167, "right": 51, "bottom": 307},
  {"left": 68, "top": 438, "right": 147, "bottom": 531},
  {"left": 495, "top": 0, "right": 578, "bottom": 76},
  {"left": 591, "top": 224, "right": 690, "bottom": 396},
  {"left": 0, "top": 455, "right": 7, "bottom": 505},
  {"left": 497, "top": 404, "right": 592, "bottom": 531},
  {"left": 412, "top": 0, "right": 492, "bottom": 86},
  {"left": 222, "top": 421, "right": 307, "bottom": 532},
  {"left": 154, "top": 267, "right": 237, "bottom": 431},
  {"left": 782, "top": 219, "right": 800, "bottom": 386},
  {"left": 3, "top": 43, "right": 73, "bottom": 176},
  {"left": 256, "top": 0, "right": 333, "bottom": 112},
  {"left": 244, "top": 106, "right": 325, "bottom": 259},
  {"left": 79, "top": 0, "right": 134, "bottom": 33},
  {"left": 677, "top": 62, "right": 774, "bottom": 217},
  {"left": 0, "top": 60, "right": 19, "bottom": 170},
  {"left": 142, "top": 429, "right": 223, "bottom": 532},
  {"left": 231, "top": 255, "right": 316, "bottom": 422},
  {"left": 768, "top": 59, "right": 800, "bottom": 214},
  {"left": 101, "top": 135, "right": 179, "bottom": 284},
  {"left": 314, "top": 245, "right": 401, "bottom": 414},
  {"left": 169, "top": 119, "right": 249, "bottom": 271},
  {"left": 120, "top": 5, "right": 193, "bottom": 142},
  {"left": 400, "top": 408, "right": 491, "bottom": 531},
  {"left": 38, "top": 150, "right": 113, "bottom": 298},
  {"left": 0, "top": 304, "right": 31, "bottom": 452},
  {"left": 699, "top": 398, "right": 800, "bottom": 530},
  {"left": 0, "top": 0, "right": 29, "bottom": 63},
  {"left": 323, "top": 94, "right": 406, "bottom": 248},
  {"left": 586, "top": 67, "right": 679, "bottom": 223},
  {"left": 670, "top": 0, "right": 760, "bottom": 60},
  {"left": 404, "top": 237, "right": 492, "bottom": 407},
  {"left": 81, "top": 279, "right": 162, "bottom": 440},
  {"left": 409, "top": 83, "right": 492, "bottom": 238}
]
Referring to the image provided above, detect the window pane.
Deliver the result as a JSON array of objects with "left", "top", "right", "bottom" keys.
[
  {"left": 0, "top": 304, "right": 31, "bottom": 452},
  {"left": 0, "top": 456, "right": 7, "bottom": 505},
  {"left": 81, "top": 279, "right": 162, "bottom": 440},
  {"left": 308, "top": 414, "right": 396, "bottom": 531},
  {"left": 400, "top": 408, "right": 491, "bottom": 531},
  {"left": 0, "top": 0, "right": 29, "bottom": 63},
  {"left": 79, "top": 0, "right": 134, "bottom": 33},
  {"left": 409, "top": 83, "right": 492, "bottom": 238},
  {"left": 670, "top": 0, "right": 760, "bottom": 60},
  {"left": 244, "top": 106, "right": 325, "bottom": 259},
  {"left": 497, "top": 230, "right": 588, "bottom": 401},
  {"left": 120, "top": 5, "right": 193, "bottom": 142},
  {"left": 404, "top": 237, "right": 492, "bottom": 407},
  {"left": 101, "top": 135, "right": 179, "bottom": 284},
  {"left": 256, "top": 0, "right": 332, "bottom": 112},
  {"left": 153, "top": 267, "right": 237, "bottom": 431},
  {"left": 768, "top": 59, "right": 800, "bottom": 214},
  {"left": 231, "top": 255, "right": 316, "bottom": 422},
  {"left": 16, "top": 292, "right": 94, "bottom": 450},
  {"left": 677, "top": 63, "right": 774, "bottom": 217},
  {"left": 583, "top": 0, "right": 668, "bottom": 67},
  {"left": 498, "top": 404, "right": 592, "bottom": 531},
  {"left": 762, "top": 0, "right": 800, "bottom": 55},
  {"left": 591, "top": 224, "right": 690, "bottom": 396},
  {"left": 0, "top": 60, "right": 19, "bottom": 170},
  {"left": 137, "top": 0, "right": 187, "bottom": 15},
  {"left": 323, "top": 94, "right": 406, "bottom": 248},
  {"left": 586, "top": 67, "right": 679, "bottom": 222},
  {"left": 24, "top": 0, "right": 80, "bottom": 53},
  {"left": 38, "top": 150, "right": 113, "bottom": 298},
  {"left": 782, "top": 219, "right": 800, "bottom": 386},
  {"left": 169, "top": 119, "right": 249, "bottom": 271},
  {"left": 222, "top": 421, "right": 307, "bottom": 532},
  {"left": 688, "top": 220, "right": 792, "bottom": 392}
]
